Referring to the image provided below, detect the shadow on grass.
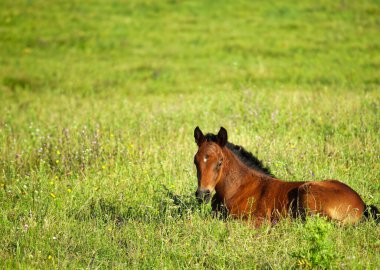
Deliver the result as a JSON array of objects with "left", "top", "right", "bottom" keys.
[
  {"left": 159, "top": 184, "right": 201, "bottom": 217},
  {"left": 71, "top": 185, "right": 203, "bottom": 225}
]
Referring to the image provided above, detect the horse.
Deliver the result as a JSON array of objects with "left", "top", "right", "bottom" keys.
[{"left": 193, "top": 126, "right": 379, "bottom": 227}]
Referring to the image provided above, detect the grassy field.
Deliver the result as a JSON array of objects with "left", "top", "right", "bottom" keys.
[{"left": 1, "top": 0, "right": 380, "bottom": 268}]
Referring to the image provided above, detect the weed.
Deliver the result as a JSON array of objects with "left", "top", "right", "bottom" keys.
[{"left": 292, "top": 217, "right": 339, "bottom": 269}]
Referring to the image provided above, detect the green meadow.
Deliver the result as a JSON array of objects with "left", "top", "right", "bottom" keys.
[{"left": 1, "top": 0, "right": 379, "bottom": 268}]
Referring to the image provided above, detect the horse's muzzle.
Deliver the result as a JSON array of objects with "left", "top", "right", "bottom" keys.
[{"left": 195, "top": 188, "right": 211, "bottom": 203}]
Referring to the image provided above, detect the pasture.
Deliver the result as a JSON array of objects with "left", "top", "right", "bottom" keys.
[{"left": 1, "top": 0, "right": 379, "bottom": 268}]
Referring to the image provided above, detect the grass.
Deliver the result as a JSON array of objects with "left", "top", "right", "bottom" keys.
[{"left": 1, "top": 0, "right": 379, "bottom": 268}]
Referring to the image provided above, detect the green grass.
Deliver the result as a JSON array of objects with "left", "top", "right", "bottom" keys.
[{"left": 1, "top": 0, "right": 379, "bottom": 268}]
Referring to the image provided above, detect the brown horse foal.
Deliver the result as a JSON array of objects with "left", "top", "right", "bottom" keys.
[{"left": 193, "top": 127, "right": 379, "bottom": 226}]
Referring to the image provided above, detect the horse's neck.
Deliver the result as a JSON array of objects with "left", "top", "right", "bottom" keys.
[{"left": 215, "top": 148, "right": 265, "bottom": 200}]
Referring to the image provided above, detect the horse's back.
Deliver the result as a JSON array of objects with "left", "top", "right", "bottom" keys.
[{"left": 297, "top": 179, "right": 365, "bottom": 224}]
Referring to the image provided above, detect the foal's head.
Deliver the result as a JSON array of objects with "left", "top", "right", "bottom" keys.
[{"left": 193, "top": 126, "right": 228, "bottom": 203}]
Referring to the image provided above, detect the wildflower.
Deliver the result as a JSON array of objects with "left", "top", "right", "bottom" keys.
[
  {"left": 48, "top": 255, "right": 52, "bottom": 260},
  {"left": 55, "top": 160, "right": 59, "bottom": 164},
  {"left": 23, "top": 48, "right": 32, "bottom": 54},
  {"left": 102, "top": 165, "right": 106, "bottom": 170},
  {"left": 56, "top": 150, "right": 61, "bottom": 155},
  {"left": 53, "top": 236, "right": 57, "bottom": 240},
  {"left": 67, "top": 188, "right": 72, "bottom": 193},
  {"left": 50, "top": 193, "right": 56, "bottom": 199}
]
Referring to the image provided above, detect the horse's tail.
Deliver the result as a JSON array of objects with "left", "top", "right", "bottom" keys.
[{"left": 363, "top": 204, "right": 380, "bottom": 223}]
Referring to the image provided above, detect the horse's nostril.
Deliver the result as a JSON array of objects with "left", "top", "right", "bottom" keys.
[{"left": 196, "top": 188, "right": 211, "bottom": 203}]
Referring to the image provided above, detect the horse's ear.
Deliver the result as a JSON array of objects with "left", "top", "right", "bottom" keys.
[
  {"left": 194, "top": 126, "right": 205, "bottom": 147},
  {"left": 217, "top": 127, "right": 228, "bottom": 148}
]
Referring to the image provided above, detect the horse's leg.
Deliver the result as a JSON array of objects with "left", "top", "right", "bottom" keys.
[
  {"left": 211, "top": 193, "right": 228, "bottom": 220},
  {"left": 297, "top": 181, "right": 365, "bottom": 224}
]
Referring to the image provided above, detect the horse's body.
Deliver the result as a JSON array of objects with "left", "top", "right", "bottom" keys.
[{"left": 193, "top": 127, "right": 379, "bottom": 226}]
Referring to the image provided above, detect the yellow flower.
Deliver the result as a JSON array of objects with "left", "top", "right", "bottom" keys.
[
  {"left": 48, "top": 255, "right": 52, "bottom": 260},
  {"left": 56, "top": 150, "right": 61, "bottom": 155},
  {"left": 55, "top": 160, "right": 59, "bottom": 164},
  {"left": 50, "top": 193, "right": 56, "bottom": 199},
  {"left": 102, "top": 165, "right": 106, "bottom": 170},
  {"left": 67, "top": 188, "right": 72, "bottom": 193}
]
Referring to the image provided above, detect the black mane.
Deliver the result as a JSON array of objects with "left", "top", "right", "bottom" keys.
[{"left": 204, "top": 133, "right": 274, "bottom": 177}]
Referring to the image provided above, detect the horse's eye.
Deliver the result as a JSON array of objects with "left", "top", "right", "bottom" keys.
[{"left": 217, "top": 159, "right": 222, "bottom": 167}]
